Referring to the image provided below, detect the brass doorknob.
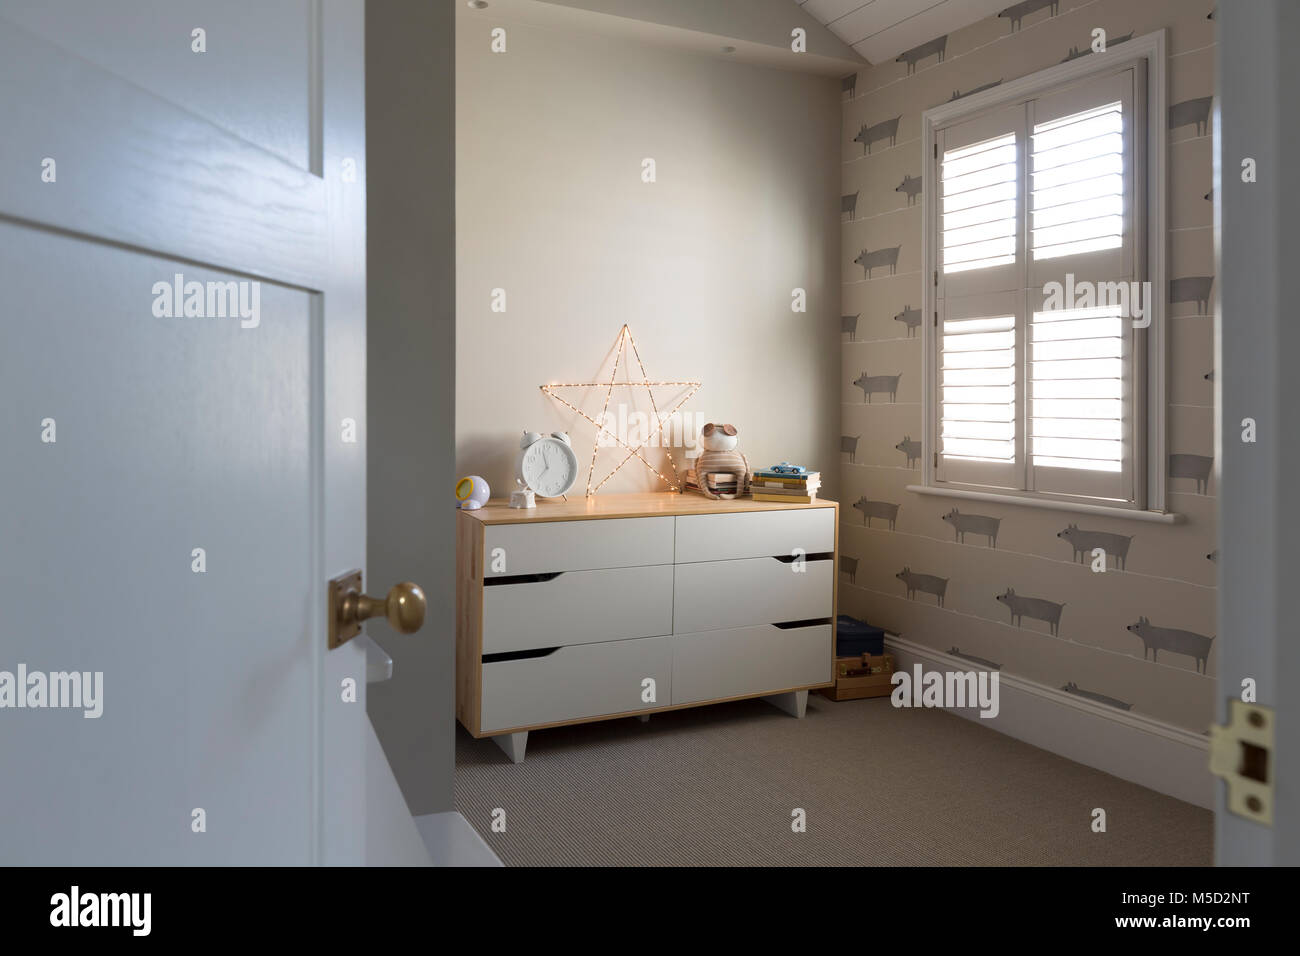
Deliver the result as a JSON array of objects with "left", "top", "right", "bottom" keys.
[
  {"left": 328, "top": 571, "right": 426, "bottom": 649},
  {"left": 345, "top": 582, "right": 426, "bottom": 633}
]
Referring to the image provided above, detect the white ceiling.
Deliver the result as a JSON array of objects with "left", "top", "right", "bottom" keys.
[{"left": 796, "top": 0, "right": 1010, "bottom": 65}]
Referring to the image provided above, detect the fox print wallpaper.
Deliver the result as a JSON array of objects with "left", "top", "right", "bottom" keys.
[{"left": 837, "top": 0, "right": 1217, "bottom": 732}]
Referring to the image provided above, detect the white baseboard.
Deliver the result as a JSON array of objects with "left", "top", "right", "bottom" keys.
[
  {"left": 414, "top": 811, "right": 503, "bottom": 867},
  {"left": 886, "top": 636, "right": 1214, "bottom": 810}
]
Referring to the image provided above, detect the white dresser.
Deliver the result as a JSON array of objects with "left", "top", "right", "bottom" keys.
[{"left": 456, "top": 493, "right": 838, "bottom": 762}]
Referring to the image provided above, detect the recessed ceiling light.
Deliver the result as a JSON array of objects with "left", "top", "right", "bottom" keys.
[
  {"left": 721, "top": 45, "right": 736, "bottom": 54},
  {"left": 468, "top": 1, "right": 489, "bottom": 9}
]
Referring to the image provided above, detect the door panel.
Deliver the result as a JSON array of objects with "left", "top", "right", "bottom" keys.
[
  {"left": 1, "top": 0, "right": 315, "bottom": 169},
  {"left": 1, "top": 226, "right": 319, "bottom": 865},
  {"left": 0, "top": 19, "right": 326, "bottom": 291}
]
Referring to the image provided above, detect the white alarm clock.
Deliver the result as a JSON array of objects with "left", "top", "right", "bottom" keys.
[{"left": 516, "top": 430, "right": 579, "bottom": 499}]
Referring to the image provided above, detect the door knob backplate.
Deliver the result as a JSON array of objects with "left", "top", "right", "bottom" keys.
[{"left": 329, "top": 570, "right": 366, "bottom": 649}]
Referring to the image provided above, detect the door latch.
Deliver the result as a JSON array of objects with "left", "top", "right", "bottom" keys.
[{"left": 1209, "top": 700, "right": 1273, "bottom": 826}]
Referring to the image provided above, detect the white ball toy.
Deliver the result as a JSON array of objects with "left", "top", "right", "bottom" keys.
[{"left": 455, "top": 475, "right": 490, "bottom": 510}]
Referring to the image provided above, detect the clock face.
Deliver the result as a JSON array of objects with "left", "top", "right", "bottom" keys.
[{"left": 521, "top": 437, "right": 577, "bottom": 497}]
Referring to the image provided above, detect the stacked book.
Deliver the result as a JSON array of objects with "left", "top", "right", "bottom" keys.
[
  {"left": 750, "top": 468, "right": 820, "bottom": 503},
  {"left": 683, "top": 468, "right": 742, "bottom": 498}
]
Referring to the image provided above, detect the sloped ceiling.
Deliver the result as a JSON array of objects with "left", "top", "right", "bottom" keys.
[
  {"left": 796, "top": 0, "right": 1011, "bottom": 64},
  {"left": 475, "top": 0, "right": 867, "bottom": 74}
]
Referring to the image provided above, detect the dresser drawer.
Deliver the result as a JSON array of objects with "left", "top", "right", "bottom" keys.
[
  {"left": 674, "top": 508, "right": 834, "bottom": 563},
  {"left": 484, "top": 516, "right": 674, "bottom": 577},
  {"left": 483, "top": 564, "right": 673, "bottom": 654},
  {"left": 480, "top": 636, "right": 671, "bottom": 733},
  {"left": 671, "top": 623, "right": 832, "bottom": 705},
  {"left": 673, "top": 555, "right": 832, "bottom": 632}
]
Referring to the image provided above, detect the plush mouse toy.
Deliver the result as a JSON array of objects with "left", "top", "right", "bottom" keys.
[{"left": 694, "top": 423, "right": 750, "bottom": 500}]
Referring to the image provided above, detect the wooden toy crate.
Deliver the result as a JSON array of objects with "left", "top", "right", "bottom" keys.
[{"left": 820, "top": 652, "right": 894, "bottom": 701}]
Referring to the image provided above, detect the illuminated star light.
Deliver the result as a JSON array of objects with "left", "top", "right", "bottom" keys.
[{"left": 540, "top": 324, "right": 701, "bottom": 495}]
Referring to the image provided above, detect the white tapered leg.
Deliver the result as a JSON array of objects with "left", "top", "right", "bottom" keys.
[
  {"left": 493, "top": 731, "right": 528, "bottom": 764},
  {"left": 763, "top": 690, "right": 808, "bottom": 719}
]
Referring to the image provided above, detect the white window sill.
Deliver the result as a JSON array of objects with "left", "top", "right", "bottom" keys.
[{"left": 905, "top": 484, "right": 1184, "bottom": 524}]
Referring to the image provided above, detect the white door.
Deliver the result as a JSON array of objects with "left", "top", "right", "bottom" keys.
[{"left": 0, "top": 1, "right": 370, "bottom": 864}]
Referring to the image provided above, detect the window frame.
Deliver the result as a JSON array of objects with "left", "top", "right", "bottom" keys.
[{"left": 915, "top": 29, "right": 1171, "bottom": 519}]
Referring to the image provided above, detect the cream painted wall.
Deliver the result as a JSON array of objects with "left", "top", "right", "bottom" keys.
[{"left": 456, "top": 10, "right": 841, "bottom": 498}]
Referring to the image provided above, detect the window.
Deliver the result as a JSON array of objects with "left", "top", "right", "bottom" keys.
[{"left": 920, "top": 34, "right": 1167, "bottom": 514}]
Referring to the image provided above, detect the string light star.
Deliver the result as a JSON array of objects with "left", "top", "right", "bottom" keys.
[{"left": 541, "top": 324, "right": 701, "bottom": 495}]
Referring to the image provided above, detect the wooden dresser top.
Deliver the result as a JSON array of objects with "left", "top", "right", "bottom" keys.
[{"left": 460, "top": 491, "right": 838, "bottom": 525}]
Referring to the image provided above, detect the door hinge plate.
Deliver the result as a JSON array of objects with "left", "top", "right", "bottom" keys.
[
  {"left": 1209, "top": 700, "right": 1274, "bottom": 826},
  {"left": 328, "top": 569, "right": 363, "bottom": 650}
]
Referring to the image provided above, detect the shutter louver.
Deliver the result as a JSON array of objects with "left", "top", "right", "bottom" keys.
[
  {"left": 940, "top": 314, "right": 1016, "bottom": 462},
  {"left": 941, "top": 133, "right": 1017, "bottom": 274},
  {"left": 1030, "top": 102, "right": 1123, "bottom": 260},
  {"left": 1031, "top": 305, "right": 1124, "bottom": 472}
]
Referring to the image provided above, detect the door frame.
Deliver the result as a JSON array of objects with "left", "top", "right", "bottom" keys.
[{"left": 1214, "top": 0, "right": 1296, "bottom": 866}]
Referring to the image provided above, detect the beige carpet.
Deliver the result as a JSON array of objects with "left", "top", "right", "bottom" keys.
[{"left": 455, "top": 694, "right": 1212, "bottom": 866}]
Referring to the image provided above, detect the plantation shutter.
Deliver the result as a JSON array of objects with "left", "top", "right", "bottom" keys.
[
  {"left": 935, "top": 104, "right": 1025, "bottom": 488},
  {"left": 936, "top": 291, "right": 1022, "bottom": 488},
  {"left": 930, "top": 65, "right": 1145, "bottom": 506},
  {"left": 1028, "top": 66, "right": 1142, "bottom": 503}
]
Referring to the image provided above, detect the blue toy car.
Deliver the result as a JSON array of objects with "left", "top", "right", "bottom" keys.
[{"left": 768, "top": 461, "right": 807, "bottom": 475}]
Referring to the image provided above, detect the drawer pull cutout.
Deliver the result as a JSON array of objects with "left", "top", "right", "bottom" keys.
[
  {"left": 483, "top": 647, "right": 561, "bottom": 663},
  {"left": 772, "top": 617, "right": 833, "bottom": 629},
  {"left": 484, "top": 571, "right": 564, "bottom": 587},
  {"left": 771, "top": 552, "right": 833, "bottom": 564}
]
